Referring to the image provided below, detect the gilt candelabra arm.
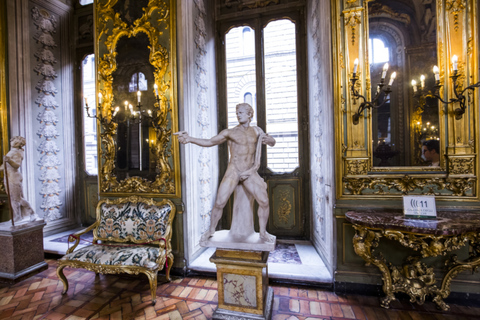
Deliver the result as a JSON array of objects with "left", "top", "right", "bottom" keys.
[
  {"left": 419, "top": 71, "right": 480, "bottom": 120},
  {"left": 351, "top": 75, "right": 392, "bottom": 125}
]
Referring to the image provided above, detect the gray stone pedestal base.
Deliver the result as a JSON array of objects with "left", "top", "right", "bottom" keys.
[{"left": 0, "top": 220, "right": 47, "bottom": 283}]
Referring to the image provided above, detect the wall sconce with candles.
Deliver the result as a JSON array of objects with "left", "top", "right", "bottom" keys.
[
  {"left": 411, "top": 55, "right": 480, "bottom": 120},
  {"left": 351, "top": 58, "right": 397, "bottom": 125}
]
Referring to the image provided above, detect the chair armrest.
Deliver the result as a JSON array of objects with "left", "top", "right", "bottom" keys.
[{"left": 66, "top": 221, "right": 99, "bottom": 254}]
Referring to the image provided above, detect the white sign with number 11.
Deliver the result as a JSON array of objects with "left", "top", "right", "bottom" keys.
[{"left": 403, "top": 195, "right": 437, "bottom": 218}]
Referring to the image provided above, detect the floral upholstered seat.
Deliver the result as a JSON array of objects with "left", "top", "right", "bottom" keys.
[{"left": 56, "top": 196, "right": 176, "bottom": 305}]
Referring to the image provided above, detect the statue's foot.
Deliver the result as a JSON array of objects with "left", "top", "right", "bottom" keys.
[
  {"left": 259, "top": 231, "right": 275, "bottom": 243},
  {"left": 200, "top": 230, "right": 214, "bottom": 242}
]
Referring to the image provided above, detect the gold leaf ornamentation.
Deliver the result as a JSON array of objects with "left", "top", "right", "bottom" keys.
[{"left": 277, "top": 190, "right": 292, "bottom": 225}]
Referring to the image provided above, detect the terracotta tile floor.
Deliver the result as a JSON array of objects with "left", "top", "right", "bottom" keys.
[{"left": 0, "top": 260, "right": 479, "bottom": 319}]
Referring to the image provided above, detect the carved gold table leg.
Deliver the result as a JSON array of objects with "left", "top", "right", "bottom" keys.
[
  {"left": 352, "top": 226, "right": 396, "bottom": 308},
  {"left": 434, "top": 242, "right": 480, "bottom": 311}
]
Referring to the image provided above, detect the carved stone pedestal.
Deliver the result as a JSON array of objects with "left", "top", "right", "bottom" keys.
[
  {"left": 210, "top": 249, "right": 273, "bottom": 320},
  {"left": 0, "top": 220, "right": 47, "bottom": 283}
]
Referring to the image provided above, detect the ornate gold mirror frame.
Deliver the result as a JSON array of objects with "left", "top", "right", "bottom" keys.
[
  {"left": 0, "top": 2, "right": 8, "bottom": 193},
  {"left": 333, "top": 0, "right": 478, "bottom": 199},
  {"left": 95, "top": 0, "right": 180, "bottom": 196}
]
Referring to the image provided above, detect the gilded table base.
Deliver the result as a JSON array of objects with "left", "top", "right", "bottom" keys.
[{"left": 352, "top": 225, "right": 480, "bottom": 311}]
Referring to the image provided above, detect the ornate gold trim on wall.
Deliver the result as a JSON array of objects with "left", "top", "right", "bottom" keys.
[
  {"left": 0, "top": 2, "right": 8, "bottom": 193},
  {"left": 95, "top": 0, "right": 180, "bottom": 197},
  {"left": 333, "top": 0, "right": 479, "bottom": 199}
]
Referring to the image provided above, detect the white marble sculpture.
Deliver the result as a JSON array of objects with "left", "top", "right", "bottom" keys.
[
  {"left": 175, "top": 103, "right": 276, "bottom": 248},
  {"left": 0, "top": 136, "right": 39, "bottom": 223}
]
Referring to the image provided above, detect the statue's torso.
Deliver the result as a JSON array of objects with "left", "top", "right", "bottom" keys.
[{"left": 227, "top": 126, "right": 258, "bottom": 172}]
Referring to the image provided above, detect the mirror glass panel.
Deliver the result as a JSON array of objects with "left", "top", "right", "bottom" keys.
[
  {"left": 111, "top": 33, "right": 158, "bottom": 181},
  {"left": 368, "top": 0, "right": 439, "bottom": 167}
]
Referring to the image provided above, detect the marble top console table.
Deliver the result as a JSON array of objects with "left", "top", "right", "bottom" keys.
[{"left": 345, "top": 210, "right": 480, "bottom": 311}]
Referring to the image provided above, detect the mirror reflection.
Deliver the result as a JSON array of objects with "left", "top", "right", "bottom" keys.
[
  {"left": 368, "top": 0, "right": 439, "bottom": 167},
  {"left": 111, "top": 33, "right": 158, "bottom": 181}
]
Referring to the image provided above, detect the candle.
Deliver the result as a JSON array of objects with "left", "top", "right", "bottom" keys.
[
  {"left": 84, "top": 97, "right": 88, "bottom": 106},
  {"left": 388, "top": 72, "right": 396, "bottom": 86},
  {"left": 376, "top": 85, "right": 380, "bottom": 94},
  {"left": 113, "top": 106, "right": 119, "bottom": 117},
  {"left": 129, "top": 104, "right": 133, "bottom": 114},
  {"left": 381, "top": 63, "right": 389, "bottom": 79},
  {"left": 433, "top": 66, "right": 440, "bottom": 81},
  {"left": 154, "top": 83, "right": 159, "bottom": 97},
  {"left": 98, "top": 92, "right": 102, "bottom": 104},
  {"left": 148, "top": 109, "right": 152, "bottom": 116},
  {"left": 420, "top": 75, "right": 425, "bottom": 88},
  {"left": 137, "top": 91, "right": 141, "bottom": 103},
  {"left": 124, "top": 100, "right": 128, "bottom": 110},
  {"left": 452, "top": 55, "right": 458, "bottom": 71},
  {"left": 411, "top": 80, "right": 417, "bottom": 92},
  {"left": 353, "top": 58, "right": 359, "bottom": 74}
]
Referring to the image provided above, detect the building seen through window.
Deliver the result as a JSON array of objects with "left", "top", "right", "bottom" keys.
[{"left": 225, "top": 19, "right": 299, "bottom": 173}]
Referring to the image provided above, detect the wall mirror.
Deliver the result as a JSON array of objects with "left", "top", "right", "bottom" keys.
[
  {"left": 335, "top": 0, "right": 478, "bottom": 198},
  {"left": 368, "top": 0, "right": 440, "bottom": 168},
  {"left": 95, "top": 0, "right": 180, "bottom": 196}
]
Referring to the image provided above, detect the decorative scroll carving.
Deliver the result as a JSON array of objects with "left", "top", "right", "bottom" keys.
[
  {"left": 344, "top": 176, "right": 476, "bottom": 196},
  {"left": 343, "top": 10, "right": 362, "bottom": 45},
  {"left": 277, "top": 190, "right": 292, "bottom": 225},
  {"left": 448, "top": 157, "right": 475, "bottom": 175},
  {"left": 446, "top": 0, "right": 466, "bottom": 32},
  {"left": 368, "top": 2, "right": 411, "bottom": 26},
  {"left": 32, "top": 6, "right": 63, "bottom": 222},
  {"left": 351, "top": 223, "right": 480, "bottom": 310},
  {"left": 345, "top": 159, "right": 368, "bottom": 175},
  {"left": 225, "top": 0, "right": 279, "bottom": 10},
  {"left": 96, "top": 0, "right": 178, "bottom": 195}
]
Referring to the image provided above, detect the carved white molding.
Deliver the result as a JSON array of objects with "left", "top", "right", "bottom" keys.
[
  {"left": 307, "top": 0, "right": 335, "bottom": 272},
  {"left": 179, "top": 0, "right": 218, "bottom": 263},
  {"left": 32, "top": 5, "right": 63, "bottom": 222}
]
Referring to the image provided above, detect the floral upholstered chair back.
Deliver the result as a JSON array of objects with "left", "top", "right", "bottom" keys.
[{"left": 94, "top": 196, "right": 176, "bottom": 245}]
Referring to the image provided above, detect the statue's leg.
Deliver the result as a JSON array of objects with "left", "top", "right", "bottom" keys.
[
  {"left": 244, "top": 175, "right": 274, "bottom": 242},
  {"left": 201, "top": 172, "right": 239, "bottom": 241}
]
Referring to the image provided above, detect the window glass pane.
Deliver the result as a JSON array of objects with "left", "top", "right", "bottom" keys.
[
  {"left": 225, "top": 26, "right": 257, "bottom": 128},
  {"left": 82, "top": 54, "right": 98, "bottom": 175},
  {"left": 264, "top": 19, "right": 298, "bottom": 173},
  {"left": 79, "top": 0, "right": 93, "bottom": 5}
]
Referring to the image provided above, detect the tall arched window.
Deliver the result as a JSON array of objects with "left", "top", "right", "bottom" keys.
[
  {"left": 369, "top": 38, "right": 390, "bottom": 64},
  {"left": 242, "top": 27, "right": 254, "bottom": 56}
]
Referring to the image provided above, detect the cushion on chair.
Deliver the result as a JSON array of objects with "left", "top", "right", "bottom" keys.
[
  {"left": 60, "top": 244, "right": 162, "bottom": 269},
  {"left": 97, "top": 202, "right": 172, "bottom": 241}
]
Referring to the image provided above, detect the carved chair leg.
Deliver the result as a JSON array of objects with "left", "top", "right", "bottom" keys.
[
  {"left": 56, "top": 265, "right": 69, "bottom": 294},
  {"left": 165, "top": 254, "right": 174, "bottom": 281},
  {"left": 145, "top": 271, "right": 158, "bottom": 305}
]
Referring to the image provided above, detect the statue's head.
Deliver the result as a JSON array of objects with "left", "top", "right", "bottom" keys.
[
  {"left": 236, "top": 103, "right": 254, "bottom": 121},
  {"left": 10, "top": 136, "right": 26, "bottom": 148}
]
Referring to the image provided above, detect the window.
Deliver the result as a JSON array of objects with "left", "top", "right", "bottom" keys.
[
  {"left": 224, "top": 19, "right": 299, "bottom": 173},
  {"left": 369, "top": 38, "right": 390, "bottom": 64},
  {"left": 82, "top": 54, "right": 98, "bottom": 175},
  {"left": 128, "top": 72, "right": 148, "bottom": 92},
  {"left": 79, "top": 0, "right": 93, "bottom": 5}
]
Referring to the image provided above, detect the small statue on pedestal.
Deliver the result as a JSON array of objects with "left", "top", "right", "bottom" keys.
[
  {"left": 175, "top": 103, "right": 276, "bottom": 246},
  {"left": 0, "top": 136, "right": 39, "bottom": 224}
]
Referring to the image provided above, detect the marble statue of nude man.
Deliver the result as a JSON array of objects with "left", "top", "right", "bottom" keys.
[
  {"left": 0, "top": 136, "right": 38, "bottom": 223},
  {"left": 175, "top": 103, "right": 276, "bottom": 243}
]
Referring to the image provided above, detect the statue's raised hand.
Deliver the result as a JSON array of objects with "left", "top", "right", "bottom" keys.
[{"left": 174, "top": 131, "right": 190, "bottom": 144}]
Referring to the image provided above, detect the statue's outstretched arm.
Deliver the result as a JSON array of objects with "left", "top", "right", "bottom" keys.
[{"left": 174, "top": 129, "right": 229, "bottom": 147}]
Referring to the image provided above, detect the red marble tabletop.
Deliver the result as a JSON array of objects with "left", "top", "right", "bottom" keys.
[{"left": 345, "top": 210, "right": 480, "bottom": 236}]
